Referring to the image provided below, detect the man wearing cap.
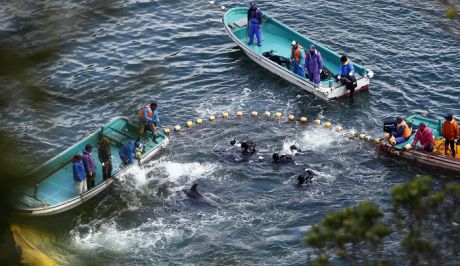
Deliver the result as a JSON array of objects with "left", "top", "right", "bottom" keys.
[
  {"left": 442, "top": 112, "right": 459, "bottom": 158},
  {"left": 337, "top": 55, "right": 357, "bottom": 96},
  {"left": 305, "top": 44, "right": 323, "bottom": 84},
  {"left": 290, "top": 41, "right": 306, "bottom": 77},
  {"left": 82, "top": 144, "right": 97, "bottom": 189},
  {"left": 247, "top": 2, "right": 263, "bottom": 47},
  {"left": 119, "top": 139, "right": 142, "bottom": 166},
  {"left": 411, "top": 123, "right": 434, "bottom": 152},
  {"left": 391, "top": 116, "right": 412, "bottom": 144},
  {"left": 138, "top": 101, "right": 160, "bottom": 143}
]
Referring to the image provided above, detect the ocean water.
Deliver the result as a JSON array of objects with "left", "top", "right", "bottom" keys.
[{"left": 1, "top": 0, "right": 459, "bottom": 265}]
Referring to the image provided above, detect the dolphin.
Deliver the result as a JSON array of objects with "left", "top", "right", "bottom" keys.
[{"left": 182, "top": 183, "right": 216, "bottom": 206}]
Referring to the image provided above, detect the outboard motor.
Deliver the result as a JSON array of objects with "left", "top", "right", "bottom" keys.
[{"left": 383, "top": 117, "right": 397, "bottom": 133}]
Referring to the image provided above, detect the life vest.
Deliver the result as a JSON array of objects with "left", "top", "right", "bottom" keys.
[
  {"left": 398, "top": 120, "right": 412, "bottom": 138},
  {"left": 291, "top": 46, "right": 304, "bottom": 63},
  {"left": 138, "top": 105, "right": 153, "bottom": 120}
]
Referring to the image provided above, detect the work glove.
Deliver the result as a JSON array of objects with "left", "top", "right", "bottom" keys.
[
  {"left": 101, "top": 162, "right": 105, "bottom": 166},
  {"left": 337, "top": 75, "right": 341, "bottom": 80},
  {"left": 348, "top": 73, "right": 353, "bottom": 77},
  {"left": 319, "top": 69, "right": 322, "bottom": 74}
]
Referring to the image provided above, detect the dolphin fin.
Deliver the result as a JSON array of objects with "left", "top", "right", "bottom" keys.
[{"left": 191, "top": 183, "right": 198, "bottom": 192}]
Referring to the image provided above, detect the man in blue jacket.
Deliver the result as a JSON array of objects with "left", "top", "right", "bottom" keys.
[
  {"left": 337, "top": 55, "right": 357, "bottom": 97},
  {"left": 138, "top": 101, "right": 160, "bottom": 143},
  {"left": 247, "top": 2, "right": 263, "bottom": 47},
  {"left": 119, "top": 140, "right": 142, "bottom": 166},
  {"left": 72, "top": 154, "right": 87, "bottom": 194}
]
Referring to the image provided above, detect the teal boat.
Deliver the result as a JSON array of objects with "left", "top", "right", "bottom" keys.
[
  {"left": 13, "top": 117, "right": 169, "bottom": 216},
  {"left": 380, "top": 115, "right": 460, "bottom": 173},
  {"left": 223, "top": 7, "right": 374, "bottom": 100}
]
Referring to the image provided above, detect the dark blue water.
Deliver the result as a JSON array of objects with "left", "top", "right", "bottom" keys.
[{"left": 1, "top": 0, "right": 459, "bottom": 264}]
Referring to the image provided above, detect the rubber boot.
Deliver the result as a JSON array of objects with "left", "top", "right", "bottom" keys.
[{"left": 152, "top": 133, "right": 158, "bottom": 144}]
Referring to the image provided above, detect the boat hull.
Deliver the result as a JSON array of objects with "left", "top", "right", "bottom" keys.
[
  {"left": 223, "top": 7, "right": 373, "bottom": 101},
  {"left": 380, "top": 143, "right": 460, "bottom": 174}
]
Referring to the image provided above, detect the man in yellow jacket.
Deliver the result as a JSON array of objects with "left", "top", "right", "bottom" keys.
[{"left": 442, "top": 112, "right": 459, "bottom": 158}]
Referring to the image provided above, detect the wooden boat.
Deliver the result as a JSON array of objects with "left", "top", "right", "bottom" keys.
[
  {"left": 379, "top": 114, "right": 460, "bottom": 173},
  {"left": 223, "top": 7, "right": 374, "bottom": 101},
  {"left": 12, "top": 117, "right": 169, "bottom": 216}
]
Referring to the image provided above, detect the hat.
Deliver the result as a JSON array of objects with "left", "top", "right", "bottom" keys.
[
  {"left": 340, "top": 55, "right": 348, "bottom": 63},
  {"left": 73, "top": 154, "right": 82, "bottom": 161},
  {"left": 396, "top": 116, "right": 403, "bottom": 122},
  {"left": 150, "top": 100, "right": 158, "bottom": 106},
  {"left": 250, "top": 1, "right": 256, "bottom": 6},
  {"left": 85, "top": 143, "right": 92, "bottom": 151},
  {"left": 419, "top": 122, "right": 426, "bottom": 128},
  {"left": 310, "top": 44, "right": 315, "bottom": 50},
  {"left": 445, "top": 112, "right": 453, "bottom": 120},
  {"left": 291, "top": 40, "right": 297, "bottom": 46}
]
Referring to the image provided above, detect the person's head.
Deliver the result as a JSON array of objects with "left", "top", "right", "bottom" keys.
[
  {"left": 73, "top": 154, "right": 82, "bottom": 162},
  {"left": 445, "top": 112, "right": 454, "bottom": 121},
  {"left": 291, "top": 40, "right": 298, "bottom": 49},
  {"left": 396, "top": 116, "right": 403, "bottom": 123},
  {"left": 99, "top": 137, "right": 110, "bottom": 147},
  {"left": 150, "top": 100, "right": 158, "bottom": 110},
  {"left": 340, "top": 55, "right": 348, "bottom": 64},
  {"left": 250, "top": 1, "right": 256, "bottom": 9},
  {"left": 418, "top": 122, "right": 426, "bottom": 131},
  {"left": 309, "top": 44, "right": 316, "bottom": 54},
  {"left": 85, "top": 143, "right": 92, "bottom": 152}
]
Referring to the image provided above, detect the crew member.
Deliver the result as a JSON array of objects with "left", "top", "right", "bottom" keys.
[
  {"left": 247, "top": 2, "right": 263, "bottom": 47},
  {"left": 411, "top": 123, "right": 434, "bottom": 152},
  {"left": 391, "top": 116, "right": 412, "bottom": 144},
  {"left": 305, "top": 44, "right": 323, "bottom": 84},
  {"left": 290, "top": 41, "right": 306, "bottom": 78},
  {"left": 442, "top": 112, "right": 459, "bottom": 158},
  {"left": 138, "top": 101, "right": 160, "bottom": 143}
]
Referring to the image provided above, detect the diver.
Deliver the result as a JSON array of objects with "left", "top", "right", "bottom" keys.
[
  {"left": 119, "top": 139, "right": 142, "bottom": 166},
  {"left": 297, "top": 168, "right": 316, "bottom": 186},
  {"left": 230, "top": 138, "right": 257, "bottom": 154}
]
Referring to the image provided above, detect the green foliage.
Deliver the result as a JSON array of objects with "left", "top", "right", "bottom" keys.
[
  {"left": 306, "top": 176, "right": 460, "bottom": 264},
  {"left": 306, "top": 200, "right": 389, "bottom": 265}
]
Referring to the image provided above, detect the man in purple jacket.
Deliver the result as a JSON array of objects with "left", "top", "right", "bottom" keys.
[
  {"left": 305, "top": 45, "right": 323, "bottom": 84},
  {"left": 82, "top": 143, "right": 97, "bottom": 189}
]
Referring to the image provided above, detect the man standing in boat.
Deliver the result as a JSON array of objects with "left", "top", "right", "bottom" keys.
[
  {"left": 442, "top": 112, "right": 459, "bottom": 158},
  {"left": 305, "top": 44, "right": 323, "bottom": 84},
  {"left": 82, "top": 144, "right": 97, "bottom": 189},
  {"left": 98, "top": 137, "right": 113, "bottom": 181},
  {"left": 290, "top": 41, "right": 306, "bottom": 78},
  {"left": 138, "top": 101, "right": 160, "bottom": 144},
  {"left": 247, "top": 2, "right": 263, "bottom": 47}
]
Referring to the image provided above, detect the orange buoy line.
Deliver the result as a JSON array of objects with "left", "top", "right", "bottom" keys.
[{"left": 161, "top": 110, "right": 385, "bottom": 146}]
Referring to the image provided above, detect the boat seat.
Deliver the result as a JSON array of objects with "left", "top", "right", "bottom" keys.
[{"left": 229, "top": 18, "right": 248, "bottom": 29}]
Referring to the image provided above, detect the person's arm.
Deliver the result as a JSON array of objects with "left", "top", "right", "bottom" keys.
[
  {"left": 153, "top": 109, "right": 160, "bottom": 125},
  {"left": 299, "top": 50, "right": 306, "bottom": 67},
  {"left": 337, "top": 64, "right": 343, "bottom": 78},
  {"left": 317, "top": 52, "right": 323, "bottom": 71},
  {"left": 455, "top": 122, "right": 459, "bottom": 139},
  {"left": 82, "top": 156, "right": 91, "bottom": 175},
  {"left": 247, "top": 9, "right": 251, "bottom": 22},
  {"left": 393, "top": 125, "right": 404, "bottom": 137},
  {"left": 412, "top": 131, "right": 420, "bottom": 146},
  {"left": 348, "top": 62, "right": 355, "bottom": 76},
  {"left": 442, "top": 122, "right": 447, "bottom": 138},
  {"left": 257, "top": 9, "right": 263, "bottom": 26}
]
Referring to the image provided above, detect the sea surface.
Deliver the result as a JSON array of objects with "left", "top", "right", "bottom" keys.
[{"left": 1, "top": 0, "right": 459, "bottom": 265}]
